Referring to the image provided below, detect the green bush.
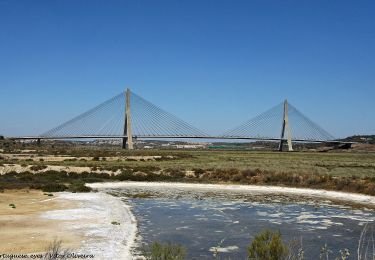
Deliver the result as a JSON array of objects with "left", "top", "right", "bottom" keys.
[
  {"left": 248, "top": 230, "right": 288, "bottom": 260},
  {"left": 68, "top": 182, "right": 92, "bottom": 193},
  {"left": 30, "top": 165, "right": 48, "bottom": 171},
  {"left": 144, "top": 241, "right": 186, "bottom": 260},
  {"left": 41, "top": 183, "right": 67, "bottom": 192}
]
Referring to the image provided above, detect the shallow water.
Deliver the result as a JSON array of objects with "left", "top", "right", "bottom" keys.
[{"left": 105, "top": 186, "right": 374, "bottom": 259}]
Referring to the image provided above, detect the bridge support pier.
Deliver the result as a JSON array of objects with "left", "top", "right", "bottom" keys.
[
  {"left": 36, "top": 138, "right": 41, "bottom": 146},
  {"left": 278, "top": 100, "right": 293, "bottom": 152},
  {"left": 122, "top": 88, "right": 134, "bottom": 150}
]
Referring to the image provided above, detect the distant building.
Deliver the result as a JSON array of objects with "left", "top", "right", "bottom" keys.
[{"left": 174, "top": 144, "right": 207, "bottom": 149}]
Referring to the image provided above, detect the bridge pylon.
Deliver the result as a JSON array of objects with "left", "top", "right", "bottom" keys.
[
  {"left": 278, "top": 100, "right": 293, "bottom": 152},
  {"left": 122, "top": 88, "right": 134, "bottom": 150}
]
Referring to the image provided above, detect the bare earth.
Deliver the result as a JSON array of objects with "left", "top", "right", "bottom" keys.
[
  {"left": 0, "top": 190, "right": 137, "bottom": 259},
  {"left": 0, "top": 190, "right": 83, "bottom": 253}
]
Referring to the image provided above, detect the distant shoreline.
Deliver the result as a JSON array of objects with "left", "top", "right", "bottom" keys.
[{"left": 88, "top": 181, "right": 375, "bottom": 208}]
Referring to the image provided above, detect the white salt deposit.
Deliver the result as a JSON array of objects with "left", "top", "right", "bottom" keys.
[
  {"left": 41, "top": 192, "right": 137, "bottom": 259},
  {"left": 87, "top": 181, "right": 375, "bottom": 207}
]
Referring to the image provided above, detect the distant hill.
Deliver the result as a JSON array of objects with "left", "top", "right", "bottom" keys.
[{"left": 340, "top": 135, "right": 375, "bottom": 144}]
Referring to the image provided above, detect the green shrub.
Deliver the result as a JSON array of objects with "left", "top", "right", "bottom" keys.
[
  {"left": 43, "top": 239, "right": 70, "bottom": 260},
  {"left": 117, "top": 170, "right": 134, "bottom": 181},
  {"left": 193, "top": 168, "right": 205, "bottom": 177},
  {"left": 144, "top": 241, "right": 186, "bottom": 260},
  {"left": 68, "top": 182, "right": 92, "bottom": 193},
  {"left": 248, "top": 230, "right": 288, "bottom": 260},
  {"left": 30, "top": 165, "right": 48, "bottom": 171},
  {"left": 42, "top": 183, "right": 67, "bottom": 192}
]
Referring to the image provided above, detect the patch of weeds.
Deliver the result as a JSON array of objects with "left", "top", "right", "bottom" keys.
[
  {"left": 68, "top": 182, "right": 92, "bottom": 193},
  {"left": 44, "top": 193, "right": 54, "bottom": 197},
  {"left": 30, "top": 164, "right": 48, "bottom": 171},
  {"left": 164, "top": 168, "right": 186, "bottom": 178},
  {"left": 64, "top": 158, "right": 77, "bottom": 161},
  {"left": 193, "top": 168, "right": 205, "bottom": 177},
  {"left": 9, "top": 203, "right": 16, "bottom": 209},
  {"left": 111, "top": 221, "right": 120, "bottom": 225}
]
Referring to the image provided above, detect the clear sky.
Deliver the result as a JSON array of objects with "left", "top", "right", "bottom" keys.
[{"left": 0, "top": 0, "right": 374, "bottom": 138}]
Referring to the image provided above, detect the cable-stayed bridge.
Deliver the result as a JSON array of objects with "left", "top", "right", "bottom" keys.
[{"left": 11, "top": 89, "right": 344, "bottom": 151}]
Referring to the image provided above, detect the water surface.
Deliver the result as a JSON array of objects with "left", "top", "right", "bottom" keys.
[{"left": 104, "top": 185, "right": 374, "bottom": 259}]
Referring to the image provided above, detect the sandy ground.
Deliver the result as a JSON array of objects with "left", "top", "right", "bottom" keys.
[
  {"left": 0, "top": 190, "right": 82, "bottom": 253},
  {"left": 0, "top": 190, "right": 137, "bottom": 259},
  {"left": 88, "top": 181, "right": 375, "bottom": 207}
]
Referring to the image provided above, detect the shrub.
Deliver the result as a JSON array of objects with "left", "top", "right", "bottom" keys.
[
  {"left": 242, "top": 169, "right": 258, "bottom": 178},
  {"left": 42, "top": 183, "right": 67, "bottom": 192},
  {"left": 30, "top": 165, "right": 48, "bottom": 171},
  {"left": 193, "top": 168, "right": 205, "bottom": 177},
  {"left": 248, "top": 230, "right": 288, "bottom": 260},
  {"left": 232, "top": 173, "right": 243, "bottom": 182},
  {"left": 68, "top": 182, "right": 91, "bottom": 193},
  {"left": 143, "top": 241, "right": 186, "bottom": 260},
  {"left": 117, "top": 170, "right": 134, "bottom": 181},
  {"left": 43, "top": 239, "right": 70, "bottom": 260}
]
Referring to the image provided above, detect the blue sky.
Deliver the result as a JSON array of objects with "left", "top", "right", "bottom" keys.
[{"left": 0, "top": 0, "right": 374, "bottom": 138}]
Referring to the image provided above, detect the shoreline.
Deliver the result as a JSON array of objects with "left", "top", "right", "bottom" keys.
[
  {"left": 42, "top": 192, "right": 137, "bottom": 259},
  {"left": 87, "top": 181, "right": 375, "bottom": 207}
]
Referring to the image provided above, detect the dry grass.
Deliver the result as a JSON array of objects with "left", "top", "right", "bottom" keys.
[{"left": 1, "top": 148, "right": 375, "bottom": 195}]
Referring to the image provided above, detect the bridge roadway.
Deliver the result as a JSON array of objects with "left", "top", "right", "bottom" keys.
[{"left": 7, "top": 135, "right": 354, "bottom": 144}]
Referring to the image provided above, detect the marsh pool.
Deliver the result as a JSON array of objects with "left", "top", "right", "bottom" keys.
[{"left": 102, "top": 184, "right": 374, "bottom": 259}]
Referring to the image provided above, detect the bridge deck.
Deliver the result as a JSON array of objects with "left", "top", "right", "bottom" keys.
[{"left": 7, "top": 135, "right": 354, "bottom": 144}]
